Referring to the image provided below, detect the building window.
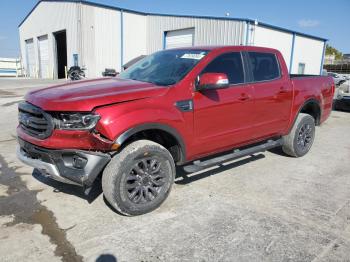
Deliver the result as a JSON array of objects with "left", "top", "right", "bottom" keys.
[{"left": 298, "top": 63, "right": 306, "bottom": 74}]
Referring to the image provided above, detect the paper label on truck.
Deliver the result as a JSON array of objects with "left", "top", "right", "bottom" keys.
[{"left": 180, "top": 53, "right": 205, "bottom": 60}]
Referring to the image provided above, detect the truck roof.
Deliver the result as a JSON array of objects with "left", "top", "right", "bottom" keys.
[{"left": 171, "top": 45, "right": 279, "bottom": 53}]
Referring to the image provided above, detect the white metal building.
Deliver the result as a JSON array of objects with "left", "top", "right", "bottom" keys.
[
  {"left": 19, "top": 0, "right": 327, "bottom": 79},
  {"left": 0, "top": 58, "right": 21, "bottom": 77}
]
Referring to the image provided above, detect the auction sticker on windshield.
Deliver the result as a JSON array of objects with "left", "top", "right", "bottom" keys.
[{"left": 181, "top": 53, "right": 206, "bottom": 60}]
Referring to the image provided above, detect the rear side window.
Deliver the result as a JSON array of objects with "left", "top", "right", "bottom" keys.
[
  {"left": 202, "top": 52, "right": 244, "bottom": 84},
  {"left": 247, "top": 52, "right": 280, "bottom": 82}
]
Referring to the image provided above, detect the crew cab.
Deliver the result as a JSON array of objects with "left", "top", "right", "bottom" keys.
[{"left": 17, "top": 46, "right": 334, "bottom": 216}]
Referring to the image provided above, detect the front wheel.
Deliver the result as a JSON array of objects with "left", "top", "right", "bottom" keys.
[
  {"left": 282, "top": 113, "right": 315, "bottom": 157},
  {"left": 102, "top": 140, "right": 175, "bottom": 216}
]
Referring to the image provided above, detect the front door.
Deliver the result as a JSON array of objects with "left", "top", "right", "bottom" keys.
[{"left": 193, "top": 52, "right": 255, "bottom": 157}]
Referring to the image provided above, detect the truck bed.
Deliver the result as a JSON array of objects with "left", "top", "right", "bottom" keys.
[
  {"left": 290, "top": 74, "right": 324, "bottom": 78},
  {"left": 290, "top": 74, "right": 334, "bottom": 124}
]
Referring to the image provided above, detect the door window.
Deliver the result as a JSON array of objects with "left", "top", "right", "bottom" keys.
[
  {"left": 202, "top": 52, "right": 245, "bottom": 84},
  {"left": 247, "top": 52, "right": 280, "bottom": 82}
]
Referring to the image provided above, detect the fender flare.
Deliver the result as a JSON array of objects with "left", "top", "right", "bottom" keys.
[
  {"left": 115, "top": 123, "right": 187, "bottom": 163},
  {"left": 288, "top": 98, "right": 321, "bottom": 132}
]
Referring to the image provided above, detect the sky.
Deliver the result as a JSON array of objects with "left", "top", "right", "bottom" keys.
[{"left": 1, "top": 0, "right": 349, "bottom": 58}]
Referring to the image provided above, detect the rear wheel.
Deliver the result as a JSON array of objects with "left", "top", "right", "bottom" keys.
[
  {"left": 102, "top": 140, "right": 175, "bottom": 216},
  {"left": 282, "top": 113, "right": 315, "bottom": 157}
]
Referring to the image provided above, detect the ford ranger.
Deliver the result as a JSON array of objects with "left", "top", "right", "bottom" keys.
[{"left": 17, "top": 46, "right": 334, "bottom": 216}]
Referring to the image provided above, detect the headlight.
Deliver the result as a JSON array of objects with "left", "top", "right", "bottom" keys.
[{"left": 55, "top": 113, "right": 100, "bottom": 130}]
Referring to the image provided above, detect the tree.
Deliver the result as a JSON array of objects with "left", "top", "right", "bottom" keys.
[{"left": 326, "top": 44, "right": 343, "bottom": 60}]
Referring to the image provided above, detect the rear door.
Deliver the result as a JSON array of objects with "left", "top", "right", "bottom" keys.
[
  {"left": 245, "top": 51, "right": 293, "bottom": 139},
  {"left": 193, "top": 52, "right": 255, "bottom": 155}
]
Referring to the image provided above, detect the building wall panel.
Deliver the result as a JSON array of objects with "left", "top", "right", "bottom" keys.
[
  {"left": 253, "top": 25, "right": 293, "bottom": 71},
  {"left": 80, "top": 3, "right": 95, "bottom": 77},
  {"left": 292, "top": 36, "right": 324, "bottom": 75},
  {"left": 147, "top": 16, "right": 245, "bottom": 53},
  {"left": 75, "top": 4, "right": 121, "bottom": 78},
  {"left": 94, "top": 7, "right": 121, "bottom": 76},
  {"left": 123, "top": 12, "right": 147, "bottom": 67}
]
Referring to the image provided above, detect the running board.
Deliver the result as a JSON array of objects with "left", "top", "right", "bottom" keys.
[{"left": 183, "top": 139, "right": 283, "bottom": 173}]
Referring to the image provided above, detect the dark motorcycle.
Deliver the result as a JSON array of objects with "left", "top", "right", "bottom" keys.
[{"left": 68, "top": 66, "right": 86, "bottom": 81}]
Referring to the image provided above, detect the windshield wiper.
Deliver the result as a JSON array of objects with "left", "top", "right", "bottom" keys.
[
  {"left": 151, "top": 80, "right": 176, "bottom": 86},
  {"left": 129, "top": 78, "right": 157, "bottom": 85},
  {"left": 126, "top": 77, "right": 175, "bottom": 86}
]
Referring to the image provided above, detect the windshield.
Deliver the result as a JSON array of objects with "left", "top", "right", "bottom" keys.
[{"left": 118, "top": 49, "right": 209, "bottom": 86}]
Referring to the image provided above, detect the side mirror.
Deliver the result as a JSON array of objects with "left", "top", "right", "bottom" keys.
[{"left": 196, "top": 73, "right": 229, "bottom": 91}]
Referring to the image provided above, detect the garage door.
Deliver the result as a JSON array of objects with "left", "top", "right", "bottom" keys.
[
  {"left": 25, "top": 39, "right": 36, "bottom": 77},
  {"left": 38, "top": 35, "right": 49, "bottom": 78},
  {"left": 165, "top": 28, "right": 194, "bottom": 49}
]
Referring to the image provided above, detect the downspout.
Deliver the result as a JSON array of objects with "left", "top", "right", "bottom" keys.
[
  {"left": 245, "top": 21, "right": 250, "bottom": 45},
  {"left": 289, "top": 33, "right": 296, "bottom": 73},
  {"left": 120, "top": 10, "right": 124, "bottom": 71},
  {"left": 77, "top": 1, "right": 83, "bottom": 67}
]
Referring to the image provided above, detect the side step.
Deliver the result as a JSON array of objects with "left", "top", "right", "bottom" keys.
[{"left": 183, "top": 139, "right": 283, "bottom": 173}]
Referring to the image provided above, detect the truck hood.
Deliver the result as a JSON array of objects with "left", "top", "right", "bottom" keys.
[{"left": 25, "top": 78, "right": 169, "bottom": 111}]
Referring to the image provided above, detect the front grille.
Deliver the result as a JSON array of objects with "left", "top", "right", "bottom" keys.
[{"left": 18, "top": 102, "right": 53, "bottom": 139}]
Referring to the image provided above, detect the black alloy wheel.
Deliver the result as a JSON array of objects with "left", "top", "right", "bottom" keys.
[
  {"left": 126, "top": 158, "right": 167, "bottom": 204},
  {"left": 282, "top": 113, "right": 315, "bottom": 157},
  {"left": 296, "top": 123, "right": 313, "bottom": 152}
]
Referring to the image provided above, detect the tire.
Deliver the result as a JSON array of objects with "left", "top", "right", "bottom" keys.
[
  {"left": 282, "top": 113, "right": 315, "bottom": 157},
  {"left": 102, "top": 140, "right": 175, "bottom": 216}
]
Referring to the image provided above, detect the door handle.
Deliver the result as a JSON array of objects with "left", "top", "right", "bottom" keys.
[
  {"left": 238, "top": 93, "right": 251, "bottom": 101},
  {"left": 278, "top": 86, "right": 288, "bottom": 94}
]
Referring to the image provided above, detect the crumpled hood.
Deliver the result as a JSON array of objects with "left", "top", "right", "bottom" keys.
[{"left": 25, "top": 77, "right": 169, "bottom": 111}]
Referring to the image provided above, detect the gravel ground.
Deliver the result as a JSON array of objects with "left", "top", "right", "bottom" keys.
[{"left": 0, "top": 78, "right": 350, "bottom": 262}]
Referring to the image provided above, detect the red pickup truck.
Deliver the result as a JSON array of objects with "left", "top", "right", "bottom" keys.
[{"left": 17, "top": 46, "right": 334, "bottom": 216}]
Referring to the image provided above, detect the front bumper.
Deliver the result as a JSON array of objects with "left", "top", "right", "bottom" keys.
[{"left": 17, "top": 138, "right": 111, "bottom": 187}]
